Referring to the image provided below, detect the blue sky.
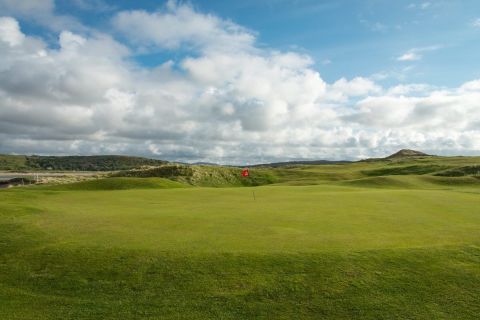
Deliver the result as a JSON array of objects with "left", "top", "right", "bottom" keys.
[
  {"left": 47, "top": 0, "right": 480, "bottom": 87},
  {"left": 0, "top": 0, "right": 479, "bottom": 162}
]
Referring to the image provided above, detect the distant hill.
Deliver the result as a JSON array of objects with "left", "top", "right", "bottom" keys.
[
  {"left": 0, "top": 155, "right": 167, "bottom": 171},
  {"left": 249, "top": 160, "right": 351, "bottom": 167},
  {"left": 0, "top": 149, "right": 443, "bottom": 172},
  {"left": 191, "top": 162, "right": 220, "bottom": 166},
  {"left": 385, "top": 149, "right": 430, "bottom": 159},
  {"left": 362, "top": 149, "right": 433, "bottom": 162}
]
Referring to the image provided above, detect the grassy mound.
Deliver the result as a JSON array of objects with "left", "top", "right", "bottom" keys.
[
  {"left": 420, "top": 175, "right": 480, "bottom": 186},
  {"left": 51, "top": 177, "right": 186, "bottom": 191},
  {"left": 341, "top": 175, "right": 480, "bottom": 190},
  {"left": 115, "top": 164, "right": 278, "bottom": 187},
  {"left": 340, "top": 176, "right": 416, "bottom": 188},
  {"left": 362, "top": 164, "right": 450, "bottom": 176},
  {"left": 435, "top": 165, "right": 480, "bottom": 177}
]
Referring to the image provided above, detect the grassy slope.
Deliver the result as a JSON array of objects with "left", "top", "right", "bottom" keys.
[
  {"left": 270, "top": 155, "right": 480, "bottom": 186},
  {"left": 1, "top": 156, "right": 480, "bottom": 319},
  {"left": 115, "top": 164, "right": 278, "bottom": 187}
]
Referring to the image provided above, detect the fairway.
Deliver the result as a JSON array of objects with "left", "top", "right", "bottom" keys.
[{"left": 1, "top": 180, "right": 480, "bottom": 319}]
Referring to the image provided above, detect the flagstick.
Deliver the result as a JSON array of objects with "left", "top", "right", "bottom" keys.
[{"left": 252, "top": 190, "right": 256, "bottom": 200}]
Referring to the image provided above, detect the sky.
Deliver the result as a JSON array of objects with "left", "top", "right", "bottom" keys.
[{"left": 0, "top": 0, "right": 479, "bottom": 163}]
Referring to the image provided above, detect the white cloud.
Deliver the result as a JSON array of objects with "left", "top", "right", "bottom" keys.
[
  {"left": 397, "top": 52, "right": 420, "bottom": 61},
  {"left": 472, "top": 18, "right": 480, "bottom": 28},
  {"left": 0, "top": 17, "right": 25, "bottom": 46},
  {"left": 0, "top": 0, "right": 85, "bottom": 31},
  {"left": 0, "top": 3, "right": 479, "bottom": 162},
  {"left": 112, "top": 1, "right": 255, "bottom": 52},
  {"left": 460, "top": 80, "right": 480, "bottom": 92},
  {"left": 397, "top": 45, "right": 442, "bottom": 62},
  {"left": 387, "top": 83, "right": 434, "bottom": 96},
  {"left": 0, "top": 0, "right": 54, "bottom": 16},
  {"left": 326, "top": 77, "right": 381, "bottom": 102},
  {"left": 347, "top": 87, "right": 480, "bottom": 132}
]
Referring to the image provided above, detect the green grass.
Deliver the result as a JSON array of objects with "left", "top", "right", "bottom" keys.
[
  {"left": 1, "top": 156, "right": 480, "bottom": 319},
  {"left": 49, "top": 177, "right": 187, "bottom": 191}
]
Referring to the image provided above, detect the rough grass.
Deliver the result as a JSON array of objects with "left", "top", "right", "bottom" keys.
[
  {"left": 435, "top": 165, "right": 480, "bottom": 177},
  {"left": 361, "top": 164, "right": 451, "bottom": 176},
  {"left": 115, "top": 164, "right": 278, "bottom": 187}
]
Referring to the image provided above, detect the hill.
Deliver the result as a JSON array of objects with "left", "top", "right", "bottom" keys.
[
  {"left": 249, "top": 159, "right": 351, "bottom": 167},
  {"left": 0, "top": 154, "right": 167, "bottom": 171},
  {"left": 0, "top": 149, "right": 435, "bottom": 172},
  {"left": 386, "top": 149, "right": 431, "bottom": 159},
  {"left": 2, "top": 150, "right": 479, "bottom": 190}
]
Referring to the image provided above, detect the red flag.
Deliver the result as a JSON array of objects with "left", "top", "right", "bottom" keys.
[{"left": 241, "top": 168, "right": 249, "bottom": 177}]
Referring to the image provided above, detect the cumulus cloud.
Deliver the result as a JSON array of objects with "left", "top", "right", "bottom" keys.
[
  {"left": 326, "top": 77, "right": 381, "bottom": 102},
  {"left": 387, "top": 84, "right": 434, "bottom": 96},
  {"left": 0, "top": 2, "right": 479, "bottom": 162},
  {"left": 347, "top": 86, "right": 480, "bottom": 133},
  {"left": 0, "top": 17, "right": 25, "bottom": 46},
  {"left": 112, "top": 0, "right": 255, "bottom": 52}
]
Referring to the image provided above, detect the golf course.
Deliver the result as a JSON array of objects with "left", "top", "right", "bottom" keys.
[{"left": 0, "top": 151, "right": 479, "bottom": 319}]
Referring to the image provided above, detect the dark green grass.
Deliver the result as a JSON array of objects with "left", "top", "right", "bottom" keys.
[
  {"left": 435, "top": 166, "right": 480, "bottom": 177},
  {"left": 1, "top": 244, "right": 479, "bottom": 319}
]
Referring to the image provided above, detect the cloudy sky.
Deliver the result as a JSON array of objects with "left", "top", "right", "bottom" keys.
[{"left": 0, "top": 0, "right": 479, "bottom": 163}]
